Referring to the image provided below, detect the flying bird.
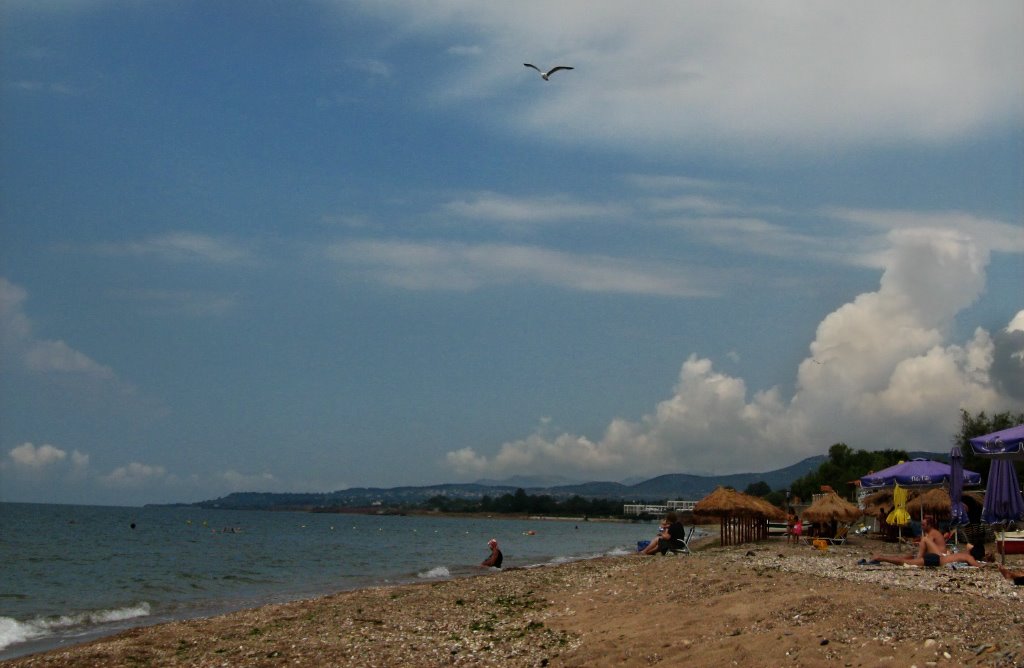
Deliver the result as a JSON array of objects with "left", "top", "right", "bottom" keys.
[{"left": 523, "top": 63, "right": 574, "bottom": 81}]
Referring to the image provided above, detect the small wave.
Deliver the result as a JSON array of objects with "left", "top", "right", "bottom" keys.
[
  {"left": 417, "top": 566, "right": 450, "bottom": 579},
  {"left": 605, "top": 547, "right": 633, "bottom": 557},
  {"left": 0, "top": 602, "right": 151, "bottom": 652}
]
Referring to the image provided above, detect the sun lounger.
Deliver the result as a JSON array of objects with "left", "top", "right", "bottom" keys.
[{"left": 825, "top": 527, "right": 849, "bottom": 545}]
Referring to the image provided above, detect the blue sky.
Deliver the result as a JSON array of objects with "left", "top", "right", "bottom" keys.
[{"left": 1, "top": 1, "right": 1022, "bottom": 506}]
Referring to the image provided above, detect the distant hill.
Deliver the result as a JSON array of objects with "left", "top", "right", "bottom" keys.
[
  {"left": 172, "top": 452, "right": 862, "bottom": 511},
  {"left": 474, "top": 474, "right": 583, "bottom": 488}
]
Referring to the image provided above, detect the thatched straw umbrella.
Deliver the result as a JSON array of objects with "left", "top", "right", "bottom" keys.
[
  {"left": 750, "top": 496, "right": 787, "bottom": 522},
  {"left": 862, "top": 489, "right": 893, "bottom": 515},
  {"left": 906, "top": 487, "right": 952, "bottom": 518},
  {"left": 693, "top": 486, "right": 781, "bottom": 546},
  {"left": 801, "top": 492, "right": 862, "bottom": 536}
]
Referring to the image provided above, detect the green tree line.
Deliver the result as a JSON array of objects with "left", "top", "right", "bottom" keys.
[{"left": 423, "top": 489, "right": 626, "bottom": 517}]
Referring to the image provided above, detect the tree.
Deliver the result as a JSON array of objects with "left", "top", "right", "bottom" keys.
[
  {"left": 744, "top": 481, "right": 771, "bottom": 497},
  {"left": 789, "top": 443, "right": 909, "bottom": 501}
]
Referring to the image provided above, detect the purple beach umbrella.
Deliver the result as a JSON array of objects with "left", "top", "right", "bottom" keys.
[
  {"left": 949, "top": 445, "right": 969, "bottom": 527},
  {"left": 859, "top": 458, "right": 981, "bottom": 489},
  {"left": 981, "top": 458, "right": 1024, "bottom": 526},
  {"left": 969, "top": 424, "right": 1024, "bottom": 459},
  {"left": 981, "top": 458, "right": 1024, "bottom": 564}
]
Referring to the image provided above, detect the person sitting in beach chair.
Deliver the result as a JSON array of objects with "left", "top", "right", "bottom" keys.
[{"left": 640, "top": 511, "right": 688, "bottom": 555}]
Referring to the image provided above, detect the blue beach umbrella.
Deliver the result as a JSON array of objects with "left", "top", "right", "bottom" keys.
[{"left": 949, "top": 446, "right": 969, "bottom": 527}]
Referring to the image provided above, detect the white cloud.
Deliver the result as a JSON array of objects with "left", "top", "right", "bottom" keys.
[
  {"left": 991, "top": 316, "right": 1024, "bottom": 399},
  {"left": 70, "top": 450, "right": 91, "bottom": 475},
  {"left": 0, "top": 277, "right": 120, "bottom": 382},
  {"left": 443, "top": 191, "right": 627, "bottom": 224},
  {"left": 100, "top": 462, "right": 168, "bottom": 488},
  {"left": 359, "top": 2, "right": 1023, "bottom": 152},
  {"left": 827, "top": 208, "right": 1024, "bottom": 257},
  {"left": 90, "top": 232, "right": 255, "bottom": 265},
  {"left": 221, "top": 470, "right": 278, "bottom": 492},
  {"left": 327, "top": 240, "right": 713, "bottom": 297},
  {"left": 446, "top": 220, "right": 1022, "bottom": 479},
  {"left": 24, "top": 339, "right": 117, "bottom": 378},
  {"left": 9, "top": 443, "right": 67, "bottom": 469}
]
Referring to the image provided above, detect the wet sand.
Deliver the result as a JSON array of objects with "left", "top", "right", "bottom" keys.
[{"left": 4, "top": 535, "right": 1022, "bottom": 667}]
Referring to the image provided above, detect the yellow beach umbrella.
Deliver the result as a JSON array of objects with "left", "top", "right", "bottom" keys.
[
  {"left": 888, "top": 485, "right": 913, "bottom": 528},
  {"left": 887, "top": 484, "right": 911, "bottom": 526},
  {"left": 887, "top": 484, "right": 912, "bottom": 545}
]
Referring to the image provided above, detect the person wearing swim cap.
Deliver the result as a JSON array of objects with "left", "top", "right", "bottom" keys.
[{"left": 481, "top": 538, "right": 503, "bottom": 568}]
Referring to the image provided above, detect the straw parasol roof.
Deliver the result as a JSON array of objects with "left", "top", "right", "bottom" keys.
[
  {"left": 693, "top": 486, "right": 784, "bottom": 519},
  {"left": 906, "top": 487, "right": 951, "bottom": 516},
  {"left": 863, "top": 489, "right": 893, "bottom": 507},
  {"left": 801, "top": 492, "right": 862, "bottom": 523},
  {"left": 749, "top": 495, "right": 787, "bottom": 521},
  {"left": 693, "top": 487, "right": 751, "bottom": 516}
]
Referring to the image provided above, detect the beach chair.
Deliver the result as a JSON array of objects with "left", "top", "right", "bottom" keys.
[
  {"left": 665, "top": 526, "right": 693, "bottom": 555},
  {"left": 826, "top": 526, "right": 849, "bottom": 546}
]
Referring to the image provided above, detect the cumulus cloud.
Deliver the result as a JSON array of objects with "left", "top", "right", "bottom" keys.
[
  {"left": 990, "top": 315, "right": 1024, "bottom": 399},
  {"left": 100, "top": 462, "right": 168, "bottom": 488},
  {"left": 358, "top": 2, "right": 1022, "bottom": 152},
  {"left": 446, "top": 220, "right": 1022, "bottom": 479},
  {"left": 9, "top": 442, "right": 67, "bottom": 469},
  {"left": 5, "top": 443, "right": 90, "bottom": 480}
]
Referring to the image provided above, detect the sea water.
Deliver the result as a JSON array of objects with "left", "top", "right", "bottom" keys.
[{"left": 0, "top": 503, "right": 672, "bottom": 659}]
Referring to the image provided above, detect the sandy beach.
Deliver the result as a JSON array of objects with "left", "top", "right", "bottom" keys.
[{"left": 4, "top": 533, "right": 1022, "bottom": 667}]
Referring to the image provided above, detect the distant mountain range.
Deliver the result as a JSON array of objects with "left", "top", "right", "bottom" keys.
[
  {"left": 167, "top": 453, "right": 878, "bottom": 511},
  {"left": 167, "top": 451, "right": 948, "bottom": 512}
]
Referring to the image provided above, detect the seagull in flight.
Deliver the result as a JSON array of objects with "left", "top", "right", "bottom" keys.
[{"left": 524, "top": 63, "right": 574, "bottom": 81}]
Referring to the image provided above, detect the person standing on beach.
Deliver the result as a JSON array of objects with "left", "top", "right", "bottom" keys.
[
  {"left": 790, "top": 511, "right": 803, "bottom": 545},
  {"left": 481, "top": 538, "right": 503, "bottom": 568}
]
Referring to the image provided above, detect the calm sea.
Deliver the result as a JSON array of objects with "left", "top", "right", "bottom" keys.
[{"left": 0, "top": 502, "right": 663, "bottom": 659}]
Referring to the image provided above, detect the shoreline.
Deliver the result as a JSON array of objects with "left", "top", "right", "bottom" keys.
[{"left": 4, "top": 534, "right": 1022, "bottom": 667}]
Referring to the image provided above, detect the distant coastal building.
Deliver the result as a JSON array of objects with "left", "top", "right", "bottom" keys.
[{"left": 622, "top": 499, "right": 696, "bottom": 516}]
